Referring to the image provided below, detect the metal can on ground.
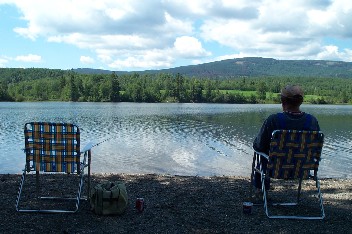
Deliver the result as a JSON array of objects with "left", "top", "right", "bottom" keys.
[
  {"left": 243, "top": 202, "right": 253, "bottom": 214},
  {"left": 136, "top": 198, "right": 145, "bottom": 212}
]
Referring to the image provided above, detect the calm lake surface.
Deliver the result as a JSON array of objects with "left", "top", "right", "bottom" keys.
[{"left": 0, "top": 102, "right": 351, "bottom": 178}]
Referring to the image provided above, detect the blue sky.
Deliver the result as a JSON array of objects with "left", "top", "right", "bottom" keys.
[{"left": 1, "top": 0, "right": 352, "bottom": 71}]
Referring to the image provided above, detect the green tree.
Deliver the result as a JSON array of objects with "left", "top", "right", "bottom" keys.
[
  {"left": 110, "top": 72, "right": 120, "bottom": 102},
  {"left": 174, "top": 73, "right": 186, "bottom": 102},
  {"left": 70, "top": 73, "right": 79, "bottom": 102},
  {"left": 204, "top": 79, "right": 214, "bottom": 102},
  {"left": 33, "top": 80, "right": 48, "bottom": 101},
  {"left": 100, "top": 81, "right": 111, "bottom": 101},
  {"left": 0, "top": 81, "right": 12, "bottom": 101},
  {"left": 256, "top": 81, "right": 267, "bottom": 101},
  {"left": 190, "top": 79, "right": 203, "bottom": 102}
]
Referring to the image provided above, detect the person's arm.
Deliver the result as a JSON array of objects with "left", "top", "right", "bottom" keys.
[
  {"left": 253, "top": 117, "right": 273, "bottom": 154},
  {"left": 305, "top": 114, "right": 320, "bottom": 131},
  {"left": 312, "top": 116, "right": 320, "bottom": 131}
]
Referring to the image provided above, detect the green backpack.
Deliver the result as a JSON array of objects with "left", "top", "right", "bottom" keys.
[{"left": 90, "top": 181, "right": 128, "bottom": 215}]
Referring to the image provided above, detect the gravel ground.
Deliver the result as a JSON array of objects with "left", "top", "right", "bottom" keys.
[{"left": 1, "top": 173, "right": 351, "bottom": 233}]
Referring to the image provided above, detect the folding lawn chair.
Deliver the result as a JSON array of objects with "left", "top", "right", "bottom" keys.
[
  {"left": 251, "top": 130, "right": 325, "bottom": 219},
  {"left": 16, "top": 122, "right": 92, "bottom": 213}
]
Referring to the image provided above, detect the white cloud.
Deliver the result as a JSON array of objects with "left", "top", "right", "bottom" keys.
[
  {"left": 164, "top": 0, "right": 259, "bottom": 19},
  {"left": 104, "top": 4, "right": 135, "bottom": 21},
  {"left": 174, "top": 36, "right": 211, "bottom": 58},
  {"left": 307, "top": 0, "right": 352, "bottom": 37},
  {"left": 108, "top": 49, "right": 174, "bottom": 70},
  {"left": 80, "top": 56, "right": 95, "bottom": 64},
  {"left": 15, "top": 54, "right": 41, "bottom": 63},
  {"left": 2, "top": 0, "right": 352, "bottom": 69},
  {"left": 97, "top": 53, "right": 112, "bottom": 63},
  {"left": 317, "top": 45, "right": 352, "bottom": 61},
  {"left": 0, "top": 57, "right": 9, "bottom": 67},
  {"left": 199, "top": 0, "right": 352, "bottom": 61}
]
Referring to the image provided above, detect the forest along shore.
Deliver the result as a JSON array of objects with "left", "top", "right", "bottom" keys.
[
  {"left": 1, "top": 66, "right": 351, "bottom": 104},
  {"left": 1, "top": 173, "right": 351, "bottom": 233}
]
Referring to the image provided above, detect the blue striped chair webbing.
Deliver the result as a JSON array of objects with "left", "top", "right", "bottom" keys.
[
  {"left": 267, "top": 130, "right": 324, "bottom": 179},
  {"left": 24, "top": 122, "right": 80, "bottom": 173}
]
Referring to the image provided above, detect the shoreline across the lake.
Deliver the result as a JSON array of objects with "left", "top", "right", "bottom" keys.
[{"left": 1, "top": 173, "right": 351, "bottom": 233}]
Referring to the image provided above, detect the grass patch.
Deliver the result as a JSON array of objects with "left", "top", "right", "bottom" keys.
[{"left": 219, "top": 90, "right": 257, "bottom": 97}]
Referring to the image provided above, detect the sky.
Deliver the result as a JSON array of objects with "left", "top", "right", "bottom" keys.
[{"left": 1, "top": 0, "right": 352, "bottom": 71}]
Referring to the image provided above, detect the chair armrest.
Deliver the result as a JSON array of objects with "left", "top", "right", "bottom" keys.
[
  {"left": 81, "top": 142, "right": 94, "bottom": 153},
  {"left": 254, "top": 150, "right": 269, "bottom": 160}
]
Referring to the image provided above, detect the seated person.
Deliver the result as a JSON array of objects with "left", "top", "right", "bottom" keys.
[{"left": 252, "top": 84, "right": 320, "bottom": 189}]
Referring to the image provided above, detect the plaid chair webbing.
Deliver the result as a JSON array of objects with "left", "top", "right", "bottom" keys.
[
  {"left": 267, "top": 130, "right": 324, "bottom": 180},
  {"left": 24, "top": 122, "right": 81, "bottom": 173}
]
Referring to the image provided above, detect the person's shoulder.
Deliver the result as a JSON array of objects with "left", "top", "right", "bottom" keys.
[
  {"left": 304, "top": 112, "right": 318, "bottom": 120},
  {"left": 304, "top": 112, "right": 320, "bottom": 130},
  {"left": 268, "top": 113, "right": 281, "bottom": 119},
  {"left": 265, "top": 113, "right": 280, "bottom": 123}
]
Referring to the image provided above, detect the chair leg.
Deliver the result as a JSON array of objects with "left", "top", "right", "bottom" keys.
[
  {"left": 36, "top": 171, "right": 40, "bottom": 198},
  {"left": 16, "top": 153, "right": 90, "bottom": 213},
  {"left": 249, "top": 152, "right": 256, "bottom": 200},
  {"left": 15, "top": 167, "right": 27, "bottom": 212},
  {"left": 263, "top": 177, "right": 325, "bottom": 219},
  {"left": 261, "top": 171, "right": 270, "bottom": 217},
  {"left": 316, "top": 177, "right": 325, "bottom": 219},
  {"left": 250, "top": 152, "right": 264, "bottom": 205},
  {"left": 297, "top": 177, "right": 303, "bottom": 204},
  {"left": 87, "top": 150, "right": 91, "bottom": 199}
]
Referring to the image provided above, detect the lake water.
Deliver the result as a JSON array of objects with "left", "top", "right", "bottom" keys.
[{"left": 0, "top": 102, "right": 351, "bottom": 178}]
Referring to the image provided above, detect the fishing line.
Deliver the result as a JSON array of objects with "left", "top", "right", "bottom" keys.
[{"left": 90, "top": 136, "right": 115, "bottom": 148}]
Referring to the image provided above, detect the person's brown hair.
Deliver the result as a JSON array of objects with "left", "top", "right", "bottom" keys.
[
  {"left": 280, "top": 85, "right": 304, "bottom": 106},
  {"left": 280, "top": 94, "right": 303, "bottom": 106}
]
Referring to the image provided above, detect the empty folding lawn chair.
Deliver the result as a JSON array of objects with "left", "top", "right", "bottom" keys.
[
  {"left": 16, "top": 122, "right": 92, "bottom": 213},
  {"left": 251, "top": 130, "right": 325, "bottom": 219}
]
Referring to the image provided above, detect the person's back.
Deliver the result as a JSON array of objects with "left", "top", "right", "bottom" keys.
[
  {"left": 253, "top": 111, "right": 320, "bottom": 154},
  {"left": 252, "top": 84, "right": 320, "bottom": 189}
]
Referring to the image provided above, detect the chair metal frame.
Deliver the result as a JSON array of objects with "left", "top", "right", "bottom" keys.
[
  {"left": 251, "top": 130, "right": 325, "bottom": 220},
  {"left": 16, "top": 122, "right": 92, "bottom": 213}
]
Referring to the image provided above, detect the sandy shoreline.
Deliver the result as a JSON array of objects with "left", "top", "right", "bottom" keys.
[{"left": 1, "top": 173, "right": 351, "bottom": 233}]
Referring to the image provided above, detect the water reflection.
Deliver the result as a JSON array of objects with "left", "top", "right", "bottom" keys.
[{"left": 0, "top": 102, "right": 351, "bottom": 178}]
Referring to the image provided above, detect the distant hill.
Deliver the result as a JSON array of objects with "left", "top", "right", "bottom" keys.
[{"left": 73, "top": 57, "right": 352, "bottom": 79}]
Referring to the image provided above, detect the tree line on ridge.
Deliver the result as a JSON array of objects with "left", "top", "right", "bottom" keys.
[{"left": 0, "top": 68, "right": 351, "bottom": 104}]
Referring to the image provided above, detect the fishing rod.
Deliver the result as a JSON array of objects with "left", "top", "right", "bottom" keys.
[
  {"left": 82, "top": 136, "right": 115, "bottom": 152},
  {"left": 91, "top": 136, "right": 115, "bottom": 148}
]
